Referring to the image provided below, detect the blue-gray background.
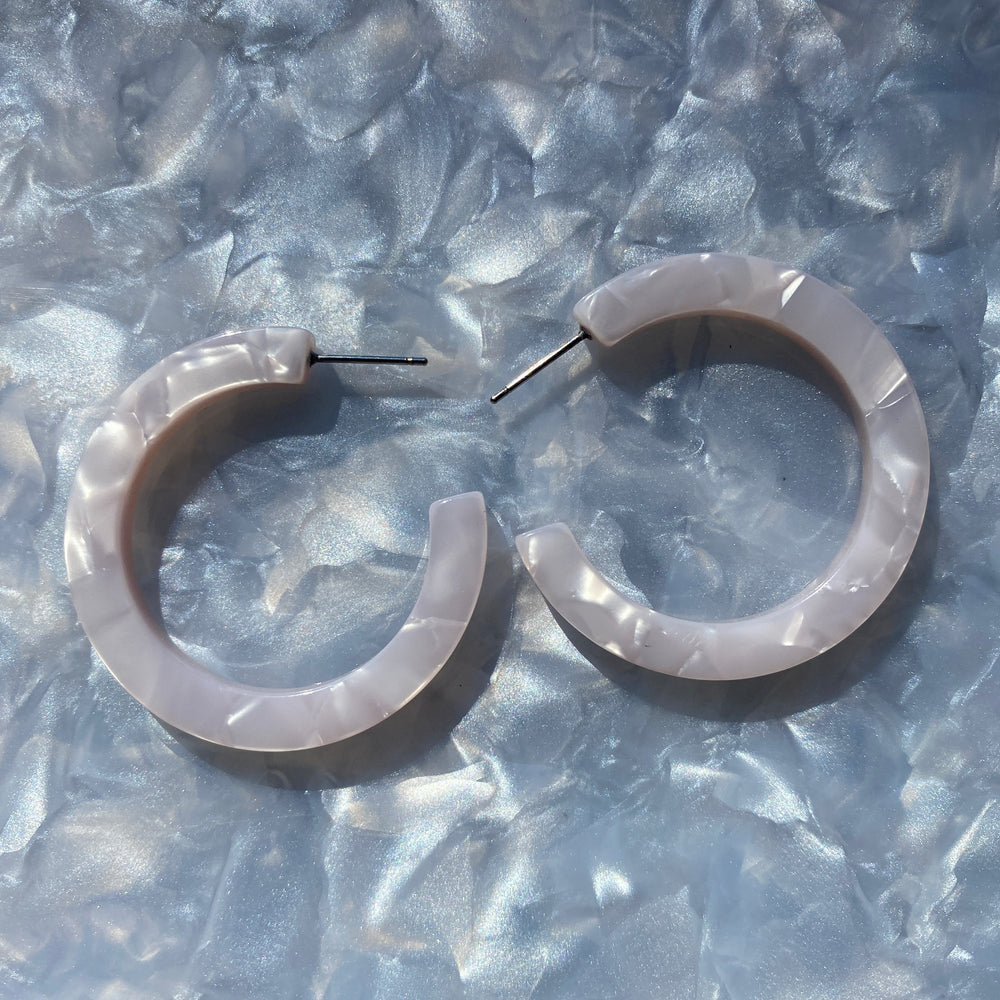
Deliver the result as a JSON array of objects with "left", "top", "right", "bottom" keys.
[{"left": 2, "top": 1, "right": 998, "bottom": 997}]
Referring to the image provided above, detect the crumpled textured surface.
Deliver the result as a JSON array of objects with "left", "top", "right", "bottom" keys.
[{"left": 1, "top": 0, "right": 999, "bottom": 996}]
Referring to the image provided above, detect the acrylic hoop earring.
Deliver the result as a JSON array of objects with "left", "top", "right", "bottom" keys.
[
  {"left": 64, "top": 327, "right": 488, "bottom": 750},
  {"left": 493, "top": 253, "right": 930, "bottom": 680}
]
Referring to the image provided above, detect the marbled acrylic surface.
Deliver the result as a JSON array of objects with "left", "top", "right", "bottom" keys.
[
  {"left": 1, "top": 1, "right": 999, "bottom": 998},
  {"left": 64, "top": 326, "right": 489, "bottom": 750},
  {"left": 520, "top": 254, "right": 929, "bottom": 680}
]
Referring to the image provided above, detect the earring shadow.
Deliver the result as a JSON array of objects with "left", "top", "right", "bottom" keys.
[
  {"left": 166, "top": 512, "right": 514, "bottom": 788},
  {"left": 534, "top": 453, "right": 939, "bottom": 723},
  {"left": 591, "top": 312, "right": 858, "bottom": 425}
]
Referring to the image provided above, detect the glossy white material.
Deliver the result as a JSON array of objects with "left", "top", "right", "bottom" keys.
[
  {"left": 64, "top": 327, "right": 488, "bottom": 750},
  {"left": 518, "top": 253, "right": 931, "bottom": 680}
]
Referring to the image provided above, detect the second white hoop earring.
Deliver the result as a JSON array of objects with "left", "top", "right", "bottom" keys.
[
  {"left": 64, "top": 327, "right": 488, "bottom": 751},
  {"left": 493, "top": 253, "right": 931, "bottom": 681}
]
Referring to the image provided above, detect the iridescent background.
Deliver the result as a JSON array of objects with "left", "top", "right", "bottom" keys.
[{"left": 2, "top": 1, "right": 999, "bottom": 997}]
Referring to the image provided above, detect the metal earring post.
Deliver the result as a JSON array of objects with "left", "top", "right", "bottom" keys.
[
  {"left": 310, "top": 353, "right": 428, "bottom": 366},
  {"left": 490, "top": 329, "right": 590, "bottom": 403}
]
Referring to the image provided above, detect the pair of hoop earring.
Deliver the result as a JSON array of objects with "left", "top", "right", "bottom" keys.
[{"left": 64, "top": 253, "right": 930, "bottom": 753}]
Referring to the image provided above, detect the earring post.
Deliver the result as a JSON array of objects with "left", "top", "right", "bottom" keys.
[
  {"left": 310, "top": 353, "right": 428, "bottom": 366},
  {"left": 490, "top": 329, "right": 589, "bottom": 403}
]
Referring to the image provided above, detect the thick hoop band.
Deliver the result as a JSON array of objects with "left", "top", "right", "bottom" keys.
[
  {"left": 516, "top": 253, "right": 930, "bottom": 680},
  {"left": 65, "top": 327, "right": 488, "bottom": 750}
]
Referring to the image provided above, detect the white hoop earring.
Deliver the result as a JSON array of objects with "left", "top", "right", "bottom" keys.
[
  {"left": 492, "top": 253, "right": 930, "bottom": 681},
  {"left": 64, "top": 327, "right": 488, "bottom": 750}
]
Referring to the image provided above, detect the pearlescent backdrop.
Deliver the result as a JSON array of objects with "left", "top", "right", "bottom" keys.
[{"left": 1, "top": 0, "right": 998, "bottom": 997}]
